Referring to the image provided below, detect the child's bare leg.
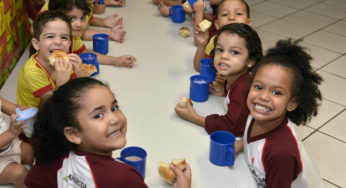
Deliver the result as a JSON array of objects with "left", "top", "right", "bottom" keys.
[
  {"left": 0, "top": 163, "right": 28, "bottom": 188},
  {"left": 21, "top": 142, "right": 34, "bottom": 165},
  {"left": 158, "top": 2, "right": 169, "bottom": 17}
]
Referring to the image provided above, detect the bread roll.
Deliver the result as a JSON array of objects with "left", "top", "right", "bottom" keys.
[
  {"left": 178, "top": 96, "right": 187, "bottom": 108},
  {"left": 49, "top": 50, "right": 69, "bottom": 66},
  {"left": 198, "top": 19, "right": 212, "bottom": 32},
  {"left": 158, "top": 158, "right": 187, "bottom": 184},
  {"left": 81, "top": 63, "right": 97, "bottom": 76},
  {"left": 183, "top": 1, "right": 192, "bottom": 11},
  {"left": 179, "top": 27, "right": 190, "bottom": 38}
]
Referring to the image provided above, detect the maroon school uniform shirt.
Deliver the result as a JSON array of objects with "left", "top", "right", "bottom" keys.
[
  {"left": 25, "top": 151, "right": 148, "bottom": 188},
  {"left": 205, "top": 72, "right": 250, "bottom": 136}
]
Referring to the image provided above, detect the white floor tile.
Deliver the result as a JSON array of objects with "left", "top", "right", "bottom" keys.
[
  {"left": 322, "top": 55, "right": 346, "bottom": 78},
  {"left": 295, "top": 125, "right": 315, "bottom": 140},
  {"left": 259, "top": 19, "right": 316, "bottom": 39},
  {"left": 323, "top": 20, "right": 346, "bottom": 38},
  {"left": 324, "top": 180, "right": 341, "bottom": 188},
  {"left": 251, "top": 11, "right": 277, "bottom": 28},
  {"left": 318, "top": 70, "right": 346, "bottom": 106},
  {"left": 246, "top": 0, "right": 265, "bottom": 6},
  {"left": 306, "top": 2, "right": 346, "bottom": 19},
  {"left": 251, "top": 1, "right": 298, "bottom": 18},
  {"left": 303, "top": 132, "right": 346, "bottom": 187},
  {"left": 270, "top": 0, "right": 323, "bottom": 9},
  {"left": 255, "top": 29, "right": 288, "bottom": 52},
  {"left": 306, "top": 99, "right": 344, "bottom": 129},
  {"left": 304, "top": 30, "right": 346, "bottom": 54},
  {"left": 325, "top": 0, "right": 346, "bottom": 8},
  {"left": 301, "top": 42, "right": 341, "bottom": 70},
  {"left": 320, "top": 110, "right": 346, "bottom": 142},
  {"left": 283, "top": 10, "right": 337, "bottom": 30}
]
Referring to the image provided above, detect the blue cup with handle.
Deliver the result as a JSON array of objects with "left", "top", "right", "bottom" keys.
[
  {"left": 117, "top": 146, "right": 147, "bottom": 178},
  {"left": 209, "top": 131, "right": 235, "bottom": 166},
  {"left": 200, "top": 58, "right": 216, "bottom": 82},
  {"left": 93, "top": 33, "right": 109, "bottom": 54},
  {"left": 169, "top": 5, "right": 185, "bottom": 23},
  {"left": 190, "top": 75, "right": 209, "bottom": 102},
  {"left": 15, "top": 107, "right": 38, "bottom": 138},
  {"left": 80, "top": 52, "right": 100, "bottom": 77}
]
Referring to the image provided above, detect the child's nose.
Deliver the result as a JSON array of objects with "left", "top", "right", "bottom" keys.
[
  {"left": 229, "top": 13, "right": 235, "bottom": 20},
  {"left": 109, "top": 112, "right": 120, "bottom": 125},
  {"left": 259, "top": 91, "right": 270, "bottom": 101}
]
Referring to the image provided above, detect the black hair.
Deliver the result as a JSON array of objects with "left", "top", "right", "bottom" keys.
[
  {"left": 29, "top": 10, "right": 72, "bottom": 56},
  {"left": 31, "top": 77, "right": 108, "bottom": 165},
  {"left": 250, "top": 39, "right": 323, "bottom": 125},
  {"left": 215, "top": 0, "right": 250, "bottom": 19},
  {"left": 210, "top": 23, "right": 262, "bottom": 70},
  {"left": 48, "top": 0, "right": 91, "bottom": 16}
]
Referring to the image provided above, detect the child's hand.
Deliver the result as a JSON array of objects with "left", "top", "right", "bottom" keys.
[
  {"left": 234, "top": 140, "right": 244, "bottom": 155},
  {"left": 209, "top": 73, "right": 226, "bottom": 96},
  {"left": 9, "top": 114, "right": 25, "bottom": 137},
  {"left": 110, "top": 25, "right": 126, "bottom": 43},
  {"left": 193, "top": 27, "right": 209, "bottom": 47},
  {"left": 171, "top": 163, "right": 192, "bottom": 188},
  {"left": 182, "top": 3, "right": 194, "bottom": 14},
  {"left": 104, "top": 14, "right": 123, "bottom": 28},
  {"left": 114, "top": 55, "right": 136, "bottom": 67},
  {"left": 68, "top": 53, "right": 87, "bottom": 77},
  {"left": 193, "top": 0, "right": 206, "bottom": 13},
  {"left": 53, "top": 57, "right": 72, "bottom": 87},
  {"left": 106, "top": 0, "right": 126, "bottom": 6},
  {"left": 158, "top": 2, "right": 169, "bottom": 17},
  {"left": 175, "top": 98, "right": 196, "bottom": 122}
]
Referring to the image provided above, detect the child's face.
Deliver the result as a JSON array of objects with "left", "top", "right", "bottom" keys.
[
  {"left": 215, "top": 0, "right": 251, "bottom": 30},
  {"left": 65, "top": 7, "right": 87, "bottom": 37},
  {"left": 213, "top": 32, "right": 252, "bottom": 77},
  {"left": 76, "top": 85, "right": 127, "bottom": 156},
  {"left": 32, "top": 19, "right": 71, "bottom": 63},
  {"left": 247, "top": 64, "right": 298, "bottom": 125}
]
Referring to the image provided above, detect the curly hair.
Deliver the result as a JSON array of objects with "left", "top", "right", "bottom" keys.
[
  {"left": 250, "top": 39, "right": 323, "bottom": 125},
  {"left": 30, "top": 10, "right": 71, "bottom": 56},
  {"left": 31, "top": 77, "right": 107, "bottom": 165},
  {"left": 48, "top": 0, "right": 91, "bottom": 16},
  {"left": 210, "top": 23, "right": 263, "bottom": 70}
]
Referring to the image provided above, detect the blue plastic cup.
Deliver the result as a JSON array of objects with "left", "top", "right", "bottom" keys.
[
  {"left": 79, "top": 52, "right": 100, "bottom": 77},
  {"left": 200, "top": 58, "right": 216, "bottom": 82},
  {"left": 117, "top": 146, "right": 147, "bottom": 178},
  {"left": 93, "top": 33, "right": 109, "bottom": 54},
  {"left": 209, "top": 131, "right": 236, "bottom": 166},
  {"left": 190, "top": 75, "right": 209, "bottom": 102},
  {"left": 169, "top": 5, "right": 185, "bottom": 23},
  {"left": 187, "top": 0, "right": 198, "bottom": 7},
  {"left": 15, "top": 107, "right": 38, "bottom": 138}
]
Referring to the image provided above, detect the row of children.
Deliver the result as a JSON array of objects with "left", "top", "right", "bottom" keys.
[{"left": 152, "top": 0, "right": 324, "bottom": 187}]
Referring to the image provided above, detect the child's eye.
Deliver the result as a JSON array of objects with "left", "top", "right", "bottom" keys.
[
  {"left": 273, "top": 91, "right": 281, "bottom": 95},
  {"left": 81, "top": 15, "right": 86, "bottom": 21},
  {"left": 69, "top": 16, "right": 76, "bottom": 22},
  {"left": 221, "top": 13, "right": 228, "bottom": 17},
  {"left": 215, "top": 47, "right": 223, "bottom": 53},
  {"left": 46, "top": 35, "right": 54, "bottom": 39},
  {"left": 111, "top": 106, "right": 118, "bottom": 112},
  {"left": 231, "top": 50, "right": 240, "bottom": 55},
  {"left": 61, "top": 36, "right": 70, "bottom": 40},
  {"left": 254, "top": 85, "right": 262, "bottom": 90},
  {"left": 236, "top": 12, "right": 243, "bottom": 16},
  {"left": 94, "top": 113, "right": 103, "bottom": 119}
]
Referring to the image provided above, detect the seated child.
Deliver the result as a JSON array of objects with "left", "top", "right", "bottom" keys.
[
  {"left": 240, "top": 39, "right": 323, "bottom": 187},
  {"left": 0, "top": 96, "right": 34, "bottom": 188},
  {"left": 17, "top": 11, "right": 86, "bottom": 108},
  {"left": 49, "top": 0, "right": 136, "bottom": 67},
  {"left": 193, "top": 0, "right": 251, "bottom": 71},
  {"left": 175, "top": 23, "right": 262, "bottom": 137},
  {"left": 25, "top": 77, "right": 192, "bottom": 188},
  {"left": 40, "top": 0, "right": 125, "bottom": 42}
]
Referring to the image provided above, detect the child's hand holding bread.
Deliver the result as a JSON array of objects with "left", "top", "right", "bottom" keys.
[{"left": 158, "top": 158, "right": 191, "bottom": 188}]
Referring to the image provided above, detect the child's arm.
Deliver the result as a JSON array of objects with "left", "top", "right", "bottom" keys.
[
  {"left": 89, "top": 14, "right": 123, "bottom": 28},
  {"left": 153, "top": 0, "right": 182, "bottom": 6},
  {"left": 81, "top": 25, "right": 126, "bottom": 43},
  {"left": 105, "top": 0, "right": 126, "bottom": 6},
  {"left": 68, "top": 53, "right": 88, "bottom": 77},
  {"left": 193, "top": 28, "right": 209, "bottom": 71},
  {"left": 193, "top": 0, "right": 206, "bottom": 30},
  {"left": 175, "top": 98, "right": 205, "bottom": 127},
  {"left": 171, "top": 163, "right": 192, "bottom": 188},
  {"left": 0, "top": 96, "right": 27, "bottom": 115},
  {"left": 84, "top": 49, "right": 136, "bottom": 67},
  {"left": 0, "top": 114, "right": 24, "bottom": 149},
  {"left": 234, "top": 140, "right": 244, "bottom": 155}
]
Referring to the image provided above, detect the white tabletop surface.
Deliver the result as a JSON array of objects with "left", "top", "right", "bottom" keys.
[{"left": 84, "top": 0, "right": 257, "bottom": 187}]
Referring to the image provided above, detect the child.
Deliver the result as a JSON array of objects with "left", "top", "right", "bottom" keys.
[
  {"left": 49, "top": 0, "right": 136, "bottom": 67},
  {"left": 193, "top": 0, "right": 251, "bottom": 71},
  {"left": 40, "top": 0, "right": 126, "bottom": 42},
  {"left": 175, "top": 23, "right": 262, "bottom": 137},
  {"left": 17, "top": 11, "right": 86, "bottom": 108},
  {"left": 25, "top": 77, "right": 192, "bottom": 188},
  {"left": 0, "top": 96, "right": 34, "bottom": 188},
  {"left": 241, "top": 39, "right": 323, "bottom": 187}
]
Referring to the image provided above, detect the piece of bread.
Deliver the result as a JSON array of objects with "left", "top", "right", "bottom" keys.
[
  {"left": 49, "top": 50, "right": 69, "bottom": 66},
  {"left": 183, "top": 1, "right": 192, "bottom": 11},
  {"left": 179, "top": 27, "right": 190, "bottom": 38},
  {"left": 198, "top": 19, "right": 212, "bottom": 32},
  {"left": 158, "top": 158, "right": 187, "bottom": 184},
  {"left": 82, "top": 63, "right": 97, "bottom": 76},
  {"left": 178, "top": 96, "right": 187, "bottom": 108}
]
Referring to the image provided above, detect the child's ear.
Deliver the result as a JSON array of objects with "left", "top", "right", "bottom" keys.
[
  {"left": 287, "top": 98, "right": 298, "bottom": 112},
  {"left": 247, "top": 18, "right": 252, "bottom": 26},
  {"left": 31, "top": 38, "right": 40, "bottom": 51},
  {"left": 64, "top": 127, "right": 82, "bottom": 144},
  {"left": 247, "top": 59, "right": 255, "bottom": 68}
]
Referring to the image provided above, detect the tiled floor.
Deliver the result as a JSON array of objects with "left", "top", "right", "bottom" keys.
[{"left": 248, "top": 0, "right": 346, "bottom": 187}]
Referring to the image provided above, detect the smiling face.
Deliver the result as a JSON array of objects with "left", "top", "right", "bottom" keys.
[
  {"left": 32, "top": 19, "right": 71, "bottom": 64},
  {"left": 247, "top": 64, "right": 298, "bottom": 126},
  {"left": 215, "top": 0, "right": 251, "bottom": 30},
  {"left": 75, "top": 85, "right": 127, "bottom": 156},
  {"left": 213, "top": 32, "right": 253, "bottom": 78},
  {"left": 65, "top": 7, "right": 87, "bottom": 37}
]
